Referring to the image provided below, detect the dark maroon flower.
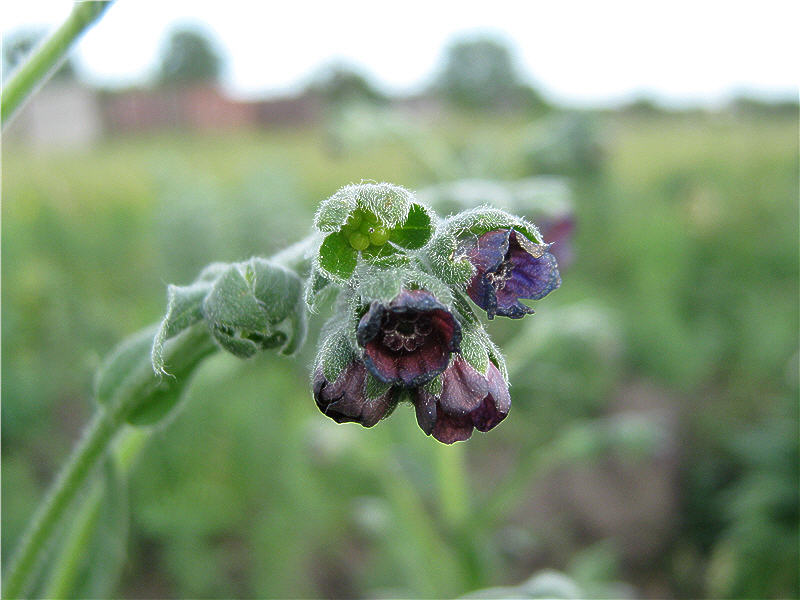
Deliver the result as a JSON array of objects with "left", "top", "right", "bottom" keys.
[
  {"left": 465, "top": 228, "right": 561, "bottom": 319},
  {"left": 413, "top": 356, "right": 510, "bottom": 444},
  {"left": 357, "top": 289, "right": 461, "bottom": 387},
  {"left": 313, "top": 361, "right": 395, "bottom": 427}
]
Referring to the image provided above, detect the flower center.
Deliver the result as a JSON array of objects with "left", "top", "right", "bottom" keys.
[
  {"left": 381, "top": 312, "right": 433, "bottom": 353},
  {"left": 487, "top": 256, "right": 514, "bottom": 290}
]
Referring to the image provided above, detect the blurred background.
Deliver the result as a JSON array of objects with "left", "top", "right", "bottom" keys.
[{"left": 2, "top": 1, "right": 798, "bottom": 598}]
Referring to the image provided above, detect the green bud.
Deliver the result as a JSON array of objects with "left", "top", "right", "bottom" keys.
[
  {"left": 348, "top": 212, "right": 363, "bottom": 229},
  {"left": 349, "top": 232, "right": 370, "bottom": 251},
  {"left": 369, "top": 226, "right": 389, "bottom": 246}
]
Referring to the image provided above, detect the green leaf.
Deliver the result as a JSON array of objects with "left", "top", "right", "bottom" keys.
[
  {"left": 126, "top": 327, "right": 216, "bottom": 425},
  {"left": 247, "top": 258, "right": 303, "bottom": 324},
  {"left": 151, "top": 282, "right": 211, "bottom": 374},
  {"left": 314, "top": 186, "right": 358, "bottom": 231},
  {"left": 318, "top": 231, "right": 357, "bottom": 280},
  {"left": 365, "top": 373, "right": 392, "bottom": 399},
  {"left": 444, "top": 206, "right": 543, "bottom": 243},
  {"left": 304, "top": 268, "right": 334, "bottom": 311},
  {"left": 354, "top": 183, "right": 413, "bottom": 228},
  {"left": 97, "top": 327, "right": 160, "bottom": 408},
  {"left": 425, "top": 231, "right": 474, "bottom": 284},
  {"left": 203, "top": 266, "right": 269, "bottom": 333},
  {"left": 389, "top": 203, "right": 433, "bottom": 249},
  {"left": 460, "top": 325, "right": 490, "bottom": 375},
  {"left": 423, "top": 373, "right": 444, "bottom": 396},
  {"left": 355, "top": 265, "right": 405, "bottom": 304},
  {"left": 318, "top": 323, "right": 355, "bottom": 382},
  {"left": 96, "top": 325, "right": 216, "bottom": 426}
]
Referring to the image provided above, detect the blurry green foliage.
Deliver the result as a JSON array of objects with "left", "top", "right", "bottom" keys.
[{"left": 2, "top": 107, "right": 797, "bottom": 598}]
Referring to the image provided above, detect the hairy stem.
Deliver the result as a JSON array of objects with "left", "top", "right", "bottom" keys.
[
  {"left": 40, "top": 428, "right": 148, "bottom": 599},
  {"left": 1, "top": 1, "right": 113, "bottom": 128},
  {"left": 2, "top": 325, "right": 213, "bottom": 599}
]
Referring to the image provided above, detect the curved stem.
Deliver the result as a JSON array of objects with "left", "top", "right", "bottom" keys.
[
  {"left": 2, "top": 325, "right": 213, "bottom": 599},
  {"left": 1, "top": 1, "right": 113, "bottom": 128}
]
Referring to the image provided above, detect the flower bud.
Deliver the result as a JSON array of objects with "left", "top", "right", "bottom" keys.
[
  {"left": 356, "top": 289, "right": 461, "bottom": 387},
  {"left": 413, "top": 356, "right": 510, "bottom": 444},
  {"left": 464, "top": 228, "right": 560, "bottom": 319},
  {"left": 313, "top": 361, "right": 396, "bottom": 427}
]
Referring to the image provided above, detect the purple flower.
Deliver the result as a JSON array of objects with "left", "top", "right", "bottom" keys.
[
  {"left": 357, "top": 289, "right": 461, "bottom": 388},
  {"left": 313, "top": 361, "right": 396, "bottom": 427},
  {"left": 465, "top": 228, "right": 561, "bottom": 319},
  {"left": 413, "top": 356, "right": 510, "bottom": 444}
]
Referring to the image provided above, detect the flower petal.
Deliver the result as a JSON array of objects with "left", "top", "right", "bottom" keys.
[
  {"left": 465, "top": 229, "right": 510, "bottom": 273},
  {"left": 357, "top": 289, "right": 461, "bottom": 387},
  {"left": 471, "top": 362, "right": 510, "bottom": 432},
  {"left": 439, "top": 356, "right": 488, "bottom": 415},
  {"left": 413, "top": 388, "right": 438, "bottom": 435},
  {"left": 432, "top": 411, "right": 474, "bottom": 444},
  {"left": 313, "top": 362, "right": 395, "bottom": 427}
]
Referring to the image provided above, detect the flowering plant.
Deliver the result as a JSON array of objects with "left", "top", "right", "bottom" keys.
[
  {"left": 2, "top": 174, "right": 559, "bottom": 597},
  {"left": 308, "top": 183, "right": 560, "bottom": 443}
]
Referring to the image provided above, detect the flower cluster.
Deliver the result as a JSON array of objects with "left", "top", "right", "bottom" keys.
[{"left": 309, "top": 184, "right": 560, "bottom": 443}]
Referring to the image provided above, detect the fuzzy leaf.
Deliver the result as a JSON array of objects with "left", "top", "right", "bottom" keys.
[
  {"left": 97, "top": 327, "right": 159, "bottom": 409},
  {"left": 314, "top": 182, "right": 415, "bottom": 232},
  {"left": 460, "top": 325, "right": 490, "bottom": 375},
  {"left": 352, "top": 182, "right": 413, "bottom": 228},
  {"left": 318, "top": 321, "right": 356, "bottom": 382},
  {"left": 425, "top": 231, "right": 474, "bottom": 284},
  {"left": 127, "top": 328, "right": 216, "bottom": 425},
  {"left": 389, "top": 203, "right": 433, "bottom": 249},
  {"left": 248, "top": 258, "right": 304, "bottom": 323},
  {"left": 444, "top": 206, "right": 542, "bottom": 244},
  {"left": 151, "top": 282, "right": 211, "bottom": 374},
  {"left": 203, "top": 266, "right": 269, "bottom": 333},
  {"left": 96, "top": 325, "right": 215, "bottom": 426},
  {"left": 318, "top": 231, "right": 357, "bottom": 280},
  {"left": 365, "top": 373, "right": 392, "bottom": 399},
  {"left": 355, "top": 265, "right": 405, "bottom": 303},
  {"left": 423, "top": 373, "right": 444, "bottom": 396},
  {"left": 304, "top": 268, "right": 335, "bottom": 311},
  {"left": 314, "top": 187, "right": 358, "bottom": 232}
]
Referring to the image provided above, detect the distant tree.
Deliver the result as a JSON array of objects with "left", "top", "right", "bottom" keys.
[
  {"left": 3, "top": 28, "right": 75, "bottom": 81},
  {"left": 306, "top": 62, "right": 386, "bottom": 107},
  {"left": 620, "top": 95, "right": 666, "bottom": 116},
  {"left": 728, "top": 93, "right": 799, "bottom": 117},
  {"left": 434, "top": 36, "right": 538, "bottom": 111},
  {"left": 157, "top": 26, "right": 223, "bottom": 86}
]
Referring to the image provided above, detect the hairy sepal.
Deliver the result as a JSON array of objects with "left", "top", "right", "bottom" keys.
[
  {"left": 314, "top": 182, "right": 414, "bottom": 232},
  {"left": 425, "top": 206, "right": 543, "bottom": 284}
]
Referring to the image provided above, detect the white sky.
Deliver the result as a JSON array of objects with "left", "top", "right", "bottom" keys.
[{"left": 2, "top": 0, "right": 798, "bottom": 107}]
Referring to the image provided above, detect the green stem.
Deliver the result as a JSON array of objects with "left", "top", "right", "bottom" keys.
[
  {"left": 1, "top": 1, "right": 113, "bottom": 128},
  {"left": 40, "top": 483, "right": 105, "bottom": 599},
  {"left": 2, "top": 401, "right": 126, "bottom": 599},
  {"left": 2, "top": 325, "right": 213, "bottom": 599},
  {"left": 40, "top": 428, "right": 149, "bottom": 599},
  {"left": 271, "top": 233, "right": 319, "bottom": 274}
]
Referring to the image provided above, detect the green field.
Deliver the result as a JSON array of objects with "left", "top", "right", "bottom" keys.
[{"left": 2, "top": 109, "right": 798, "bottom": 598}]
